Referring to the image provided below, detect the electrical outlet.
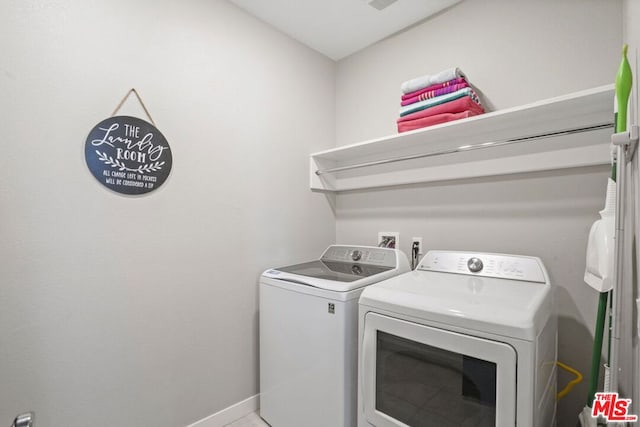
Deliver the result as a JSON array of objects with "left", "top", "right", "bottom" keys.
[
  {"left": 378, "top": 231, "right": 399, "bottom": 249},
  {"left": 411, "top": 237, "right": 423, "bottom": 269},
  {"left": 412, "top": 237, "right": 423, "bottom": 255}
]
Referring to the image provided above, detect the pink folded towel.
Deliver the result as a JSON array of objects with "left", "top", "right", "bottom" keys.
[
  {"left": 397, "top": 96, "right": 484, "bottom": 123},
  {"left": 397, "top": 110, "right": 483, "bottom": 133},
  {"left": 401, "top": 77, "right": 467, "bottom": 101},
  {"left": 401, "top": 82, "right": 469, "bottom": 106}
]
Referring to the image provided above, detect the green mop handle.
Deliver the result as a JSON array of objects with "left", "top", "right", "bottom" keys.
[
  {"left": 587, "top": 293, "right": 609, "bottom": 406},
  {"left": 616, "top": 44, "right": 632, "bottom": 135}
]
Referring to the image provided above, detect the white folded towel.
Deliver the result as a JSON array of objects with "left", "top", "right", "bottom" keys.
[{"left": 401, "top": 68, "right": 466, "bottom": 94}]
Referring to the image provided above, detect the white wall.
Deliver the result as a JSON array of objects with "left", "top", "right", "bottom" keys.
[
  {"left": 0, "top": 1, "right": 335, "bottom": 426},
  {"left": 334, "top": 1, "right": 622, "bottom": 425}
]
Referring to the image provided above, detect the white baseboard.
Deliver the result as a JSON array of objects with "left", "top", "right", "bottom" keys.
[{"left": 186, "top": 394, "right": 260, "bottom": 427}]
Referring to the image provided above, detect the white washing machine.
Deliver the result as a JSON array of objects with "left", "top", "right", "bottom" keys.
[
  {"left": 358, "top": 250, "right": 557, "bottom": 427},
  {"left": 260, "top": 245, "right": 410, "bottom": 427}
]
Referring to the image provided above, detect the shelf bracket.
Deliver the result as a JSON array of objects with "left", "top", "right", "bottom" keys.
[{"left": 611, "top": 124, "right": 639, "bottom": 162}]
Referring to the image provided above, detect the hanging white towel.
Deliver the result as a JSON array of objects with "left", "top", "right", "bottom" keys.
[{"left": 401, "top": 68, "right": 466, "bottom": 94}]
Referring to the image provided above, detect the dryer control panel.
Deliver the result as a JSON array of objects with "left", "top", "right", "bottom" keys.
[
  {"left": 321, "top": 245, "right": 398, "bottom": 268},
  {"left": 418, "top": 251, "right": 547, "bottom": 283}
]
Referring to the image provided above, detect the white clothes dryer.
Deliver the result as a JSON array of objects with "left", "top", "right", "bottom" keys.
[
  {"left": 358, "top": 251, "right": 557, "bottom": 427},
  {"left": 260, "top": 245, "right": 410, "bottom": 427}
]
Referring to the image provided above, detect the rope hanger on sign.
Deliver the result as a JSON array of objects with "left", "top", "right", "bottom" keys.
[{"left": 111, "top": 88, "right": 156, "bottom": 126}]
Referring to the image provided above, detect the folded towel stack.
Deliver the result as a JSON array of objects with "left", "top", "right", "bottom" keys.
[{"left": 397, "top": 68, "right": 485, "bottom": 133}]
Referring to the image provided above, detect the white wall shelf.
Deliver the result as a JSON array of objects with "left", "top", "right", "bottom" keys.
[{"left": 310, "top": 84, "right": 615, "bottom": 192}]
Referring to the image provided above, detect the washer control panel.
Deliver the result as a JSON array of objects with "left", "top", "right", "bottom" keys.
[
  {"left": 418, "top": 251, "right": 546, "bottom": 283},
  {"left": 321, "top": 245, "right": 397, "bottom": 268}
]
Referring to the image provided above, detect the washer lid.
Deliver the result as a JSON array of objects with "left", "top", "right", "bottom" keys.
[
  {"left": 262, "top": 245, "right": 410, "bottom": 292},
  {"left": 360, "top": 252, "right": 552, "bottom": 341},
  {"left": 276, "top": 260, "right": 392, "bottom": 282}
]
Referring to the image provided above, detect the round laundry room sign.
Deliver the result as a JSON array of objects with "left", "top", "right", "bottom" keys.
[{"left": 85, "top": 116, "right": 172, "bottom": 195}]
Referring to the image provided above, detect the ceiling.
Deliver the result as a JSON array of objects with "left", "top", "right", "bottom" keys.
[{"left": 228, "top": 0, "right": 462, "bottom": 60}]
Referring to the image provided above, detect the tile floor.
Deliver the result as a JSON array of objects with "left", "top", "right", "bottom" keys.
[{"left": 225, "top": 411, "right": 269, "bottom": 427}]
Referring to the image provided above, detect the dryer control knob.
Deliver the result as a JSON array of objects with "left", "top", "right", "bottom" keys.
[
  {"left": 467, "top": 257, "right": 484, "bottom": 273},
  {"left": 351, "top": 250, "right": 363, "bottom": 261}
]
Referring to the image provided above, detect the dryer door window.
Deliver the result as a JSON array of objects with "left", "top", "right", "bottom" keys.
[
  {"left": 376, "top": 331, "right": 496, "bottom": 426},
  {"left": 361, "top": 313, "right": 516, "bottom": 427}
]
